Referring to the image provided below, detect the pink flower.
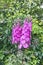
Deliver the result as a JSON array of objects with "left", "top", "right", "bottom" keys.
[
  {"left": 12, "top": 18, "right": 32, "bottom": 49},
  {"left": 12, "top": 22, "right": 22, "bottom": 44},
  {"left": 18, "top": 18, "right": 32, "bottom": 49}
]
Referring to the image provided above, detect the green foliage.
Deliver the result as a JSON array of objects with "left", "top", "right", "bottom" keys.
[{"left": 0, "top": 0, "right": 43, "bottom": 65}]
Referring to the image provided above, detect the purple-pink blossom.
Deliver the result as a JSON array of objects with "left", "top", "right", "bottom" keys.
[
  {"left": 12, "top": 18, "right": 32, "bottom": 49},
  {"left": 12, "top": 22, "right": 22, "bottom": 44},
  {"left": 18, "top": 18, "right": 32, "bottom": 49}
]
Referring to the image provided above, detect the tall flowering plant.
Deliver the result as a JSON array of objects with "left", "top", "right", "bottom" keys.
[{"left": 12, "top": 18, "right": 32, "bottom": 49}]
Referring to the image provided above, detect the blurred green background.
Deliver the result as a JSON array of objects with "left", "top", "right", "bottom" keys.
[{"left": 0, "top": 0, "right": 43, "bottom": 65}]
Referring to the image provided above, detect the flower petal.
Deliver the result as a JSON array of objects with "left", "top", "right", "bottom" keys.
[
  {"left": 23, "top": 43, "right": 29, "bottom": 48},
  {"left": 18, "top": 44, "right": 22, "bottom": 49}
]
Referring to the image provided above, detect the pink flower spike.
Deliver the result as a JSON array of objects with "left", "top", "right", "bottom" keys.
[
  {"left": 19, "top": 18, "right": 32, "bottom": 49},
  {"left": 12, "top": 22, "right": 22, "bottom": 44}
]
